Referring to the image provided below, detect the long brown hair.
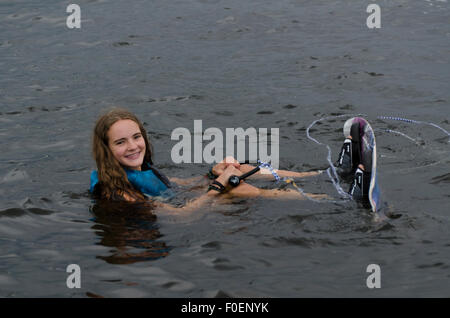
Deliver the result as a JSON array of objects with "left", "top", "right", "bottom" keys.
[{"left": 92, "top": 108, "right": 153, "bottom": 201}]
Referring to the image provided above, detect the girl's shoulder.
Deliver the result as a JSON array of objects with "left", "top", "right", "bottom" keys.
[{"left": 90, "top": 170, "right": 99, "bottom": 193}]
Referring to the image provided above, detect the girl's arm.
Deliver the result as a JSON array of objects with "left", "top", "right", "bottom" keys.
[{"left": 155, "top": 165, "right": 241, "bottom": 214}]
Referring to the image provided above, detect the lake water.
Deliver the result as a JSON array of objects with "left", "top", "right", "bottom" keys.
[{"left": 0, "top": 0, "right": 449, "bottom": 297}]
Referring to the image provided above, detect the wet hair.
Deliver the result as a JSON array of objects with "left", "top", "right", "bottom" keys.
[{"left": 92, "top": 107, "right": 153, "bottom": 201}]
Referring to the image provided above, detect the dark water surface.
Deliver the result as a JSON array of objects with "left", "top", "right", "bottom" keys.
[{"left": 1, "top": 0, "right": 449, "bottom": 297}]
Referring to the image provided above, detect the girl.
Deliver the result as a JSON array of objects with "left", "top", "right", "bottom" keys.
[{"left": 90, "top": 108, "right": 325, "bottom": 210}]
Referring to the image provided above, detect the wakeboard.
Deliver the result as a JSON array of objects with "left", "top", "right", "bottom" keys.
[{"left": 343, "top": 117, "right": 381, "bottom": 214}]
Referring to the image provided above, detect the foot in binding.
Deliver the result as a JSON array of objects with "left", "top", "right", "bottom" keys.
[
  {"left": 336, "top": 122, "right": 362, "bottom": 179},
  {"left": 348, "top": 167, "right": 371, "bottom": 204},
  {"left": 336, "top": 137, "right": 353, "bottom": 177}
]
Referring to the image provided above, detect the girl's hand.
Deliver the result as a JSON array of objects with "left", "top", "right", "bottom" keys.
[
  {"left": 212, "top": 156, "right": 240, "bottom": 176},
  {"left": 215, "top": 165, "right": 243, "bottom": 188}
]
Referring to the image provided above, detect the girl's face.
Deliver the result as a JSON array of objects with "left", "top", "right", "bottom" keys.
[{"left": 107, "top": 119, "right": 146, "bottom": 171}]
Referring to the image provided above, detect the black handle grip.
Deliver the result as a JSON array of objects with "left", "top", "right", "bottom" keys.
[{"left": 228, "top": 166, "right": 260, "bottom": 187}]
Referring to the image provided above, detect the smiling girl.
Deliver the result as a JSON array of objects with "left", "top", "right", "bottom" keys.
[
  {"left": 91, "top": 108, "right": 172, "bottom": 201},
  {"left": 90, "top": 108, "right": 326, "bottom": 208}
]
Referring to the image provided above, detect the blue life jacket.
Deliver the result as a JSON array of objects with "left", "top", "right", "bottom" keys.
[{"left": 90, "top": 164, "right": 173, "bottom": 198}]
